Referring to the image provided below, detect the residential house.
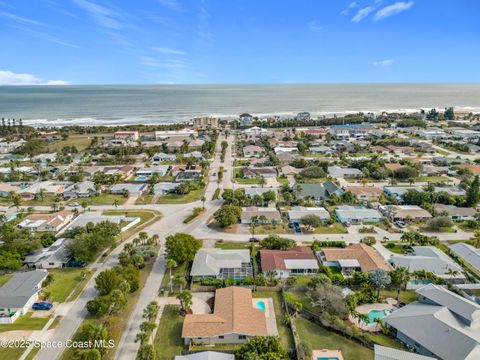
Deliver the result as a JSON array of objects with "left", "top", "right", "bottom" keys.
[
  {"left": 344, "top": 186, "right": 382, "bottom": 202},
  {"left": 384, "top": 284, "right": 480, "bottom": 360},
  {"left": 280, "top": 165, "right": 300, "bottom": 176},
  {"left": 383, "top": 186, "right": 424, "bottom": 202},
  {"left": 109, "top": 183, "right": 146, "bottom": 197},
  {"left": 450, "top": 129, "right": 480, "bottom": 139},
  {"left": 310, "top": 146, "right": 334, "bottom": 155},
  {"left": 151, "top": 152, "right": 176, "bottom": 163},
  {"left": 416, "top": 129, "right": 447, "bottom": 140},
  {"left": 328, "top": 166, "right": 363, "bottom": 179},
  {"left": 113, "top": 131, "right": 139, "bottom": 141},
  {"left": 319, "top": 244, "right": 391, "bottom": 275},
  {"left": 287, "top": 206, "right": 330, "bottom": 223},
  {"left": 19, "top": 181, "right": 67, "bottom": 200},
  {"left": 449, "top": 243, "right": 480, "bottom": 274},
  {"left": 63, "top": 181, "right": 96, "bottom": 199},
  {"left": 0, "top": 270, "right": 48, "bottom": 323},
  {"left": 374, "top": 345, "right": 436, "bottom": 360},
  {"left": 153, "top": 182, "right": 179, "bottom": 195},
  {"left": 66, "top": 212, "right": 139, "bottom": 231},
  {"left": 24, "top": 237, "right": 71, "bottom": 269},
  {"left": 274, "top": 146, "right": 297, "bottom": 154},
  {"left": 103, "top": 165, "right": 135, "bottom": 178},
  {"left": 135, "top": 166, "right": 170, "bottom": 177},
  {"left": 171, "top": 164, "right": 202, "bottom": 177},
  {"left": 32, "top": 153, "right": 57, "bottom": 164},
  {"left": 243, "top": 145, "right": 264, "bottom": 158},
  {"left": 175, "top": 352, "right": 234, "bottom": 360},
  {"left": 335, "top": 205, "right": 383, "bottom": 224},
  {"left": 434, "top": 186, "right": 466, "bottom": 197},
  {"left": 0, "top": 182, "right": 20, "bottom": 197},
  {"left": 260, "top": 246, "right": 319, "bottom": 278},
  {"left": 183, "top": 150, "right": 204, "bottom": 159},
  {"left": 244, "top": 187, "right": 277, "bottom": 198},
  {"left": 18, "top": 211, "right": 74, "bottom": 232},
  {"left": 296, "top": 181, "right": 344, "bottom": 201},
  {"left": 434, "top": 204, "right": 476, "bottom": 221},
  {"left": 243, "top": 126, "right": 269, "bottom": 138},
  {"left": 240, "top": 207, "right": 281, "bottom": 224},
  {"left": 190, "top": 249, "right": 253, "bottom": 281},
  {"left": 390, "top": 246, "right": 465, "bottom": 283},
  {"left": 387, "top": 205, "right": 432, "bottom": 222},
  {"left": 239, "top": 113, "right": 254, "bottom": 126},
  {"left": 243, "top": 167, "right": 277, "bottom": 179},
  {"left": 456, "top": 163, "right": 480, "bottom": 175},
  {"left": 182, "top": 286, "right": 268, "bottom": 345},
  {"left": 296, "top": 112, "right": 311, "bottom": 121}
]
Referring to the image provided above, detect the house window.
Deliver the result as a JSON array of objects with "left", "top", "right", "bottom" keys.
[
  {"left": 239, "top": 335, "right": 246, "bottom": 340},
  {"left": 219, "top": 336, "right": 224, "bottom": 339},
  {"left": 49, "top": 263, "right": 55, "bottom": 266}
]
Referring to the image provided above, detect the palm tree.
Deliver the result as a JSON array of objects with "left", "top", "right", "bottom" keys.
[
  {"left": 166, "top": 259, "right": 177, "bottom": 292},
  {"left": 138, "top": 232, "right": 149, "bottom": 245},
  {"left": 112, "top": 199, "right": 120, "bottom": 208},
  {"left": 446, "top": 268, "right": 459, "bottom": 280},
  {"left": 471, "top": 230, "right": 480, "bottom": 248},
  {"left": 176, "top": 290, "right": 193, "bottom": 314},
  {"left": 390, "top": 266, "right": 410, "bottom": 300},
  {"left": 259, "top": 176, "right": 266, "bottom": 188}
]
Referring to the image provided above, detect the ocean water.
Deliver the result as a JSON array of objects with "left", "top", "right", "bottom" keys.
[{"left": 1, "top": 83, "right": 480, "bottom": 127}]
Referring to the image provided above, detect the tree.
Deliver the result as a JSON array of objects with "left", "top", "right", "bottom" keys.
[
  {"left": 78, "top": 349, "right": 102, "bottom": 360},
  {"left": 389, "top": 266, "right": 410, "bottom": 300},
  {"left": 446, "top": 268, "right": 460, "bottom": 279},
  {"left": 165, "top": 233, "right": 202, "bottom": 263},
  {"left": 136, "top": 343, "right": 155, "bottom": 360},
  {"left": 370, "top": 269, "right": 391, "bottom": 299},
  {"left": 143, "top": 301, "right": 160, "bottom": 322},
  {"left": 307, "top": 273, "right": 331, "bottom": 290},
  {"left": 471, "top": 230, "right": 480, "bottom": 248},
  {"left": 466, "top": 175, "right": 480, "bottom": 207},
  {"left": 426, "top": 216, "right": 453, "bottom": 231},
  {"left": 259, "top": 176, "right": 266, "bottom": 188},
  {"left": 297, "top": 342, "right": 312, "bottom": 360},
  {"left": 77, "top": 323, "right": 110, "bottom": 356},
  {"left": 166, "top": 259, "right": 177, "bottom": 292},
  {"left": 306, "top": 283, "right": 348, "bottom": 318},
  {"left": 176, "top": 290, "right": 193, "bottom": 313},
  {"left": 236, "top": 336, "right": 287, "bottom": 360},
  {"left": 260, "top": 235, "right": 295, "bottom": 250},
  {"left": 213, "top": 205, "right": 242, "bottom": 227},
  {"left": 301, "top": 214, "right": 323, "bottom": 228},
  {"left": 173, "top": 276, "right": 187, "bottom": 292},
  {"left": 95, "top": 268, "right": 120, "bottom": 296},
  {"left": 113, "top": 199, "right": 120, "bottom": 208}
]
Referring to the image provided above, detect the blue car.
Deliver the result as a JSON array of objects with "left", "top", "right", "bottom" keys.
[{"left": 32, "top": 302, "right": 53, "bottom": 310}]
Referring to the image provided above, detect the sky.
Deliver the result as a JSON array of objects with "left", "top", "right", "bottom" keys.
[{"left": 0, "top": 0, "right": 479, "bottom": 85}]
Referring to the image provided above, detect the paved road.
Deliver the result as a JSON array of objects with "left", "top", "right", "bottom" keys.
[{"left": 114, "top": 134, "right": 231, "bottom": 359}]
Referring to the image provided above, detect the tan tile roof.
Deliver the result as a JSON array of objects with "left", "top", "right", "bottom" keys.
[
  {"left": 384, "top": 163, "right": 404, "bottom": 171},
  {"left": 182, "top": 287, "right": 267, "bottom": 338},
  {"left": 322, "top": 244, "right": 391, "bottom": 272},
  {"left": 260, "top": 246, "right": 316, "bottom": 271},
  {"left": 345, "top": 186, "right": 382, "bottom": 196},
  {"left": 457, "top": 164, "right": 480, "bottom": 175}
]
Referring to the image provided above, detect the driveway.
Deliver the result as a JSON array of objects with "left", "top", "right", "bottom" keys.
[{"left": 192, "top": 292, "right": 214, "bottom": 314}]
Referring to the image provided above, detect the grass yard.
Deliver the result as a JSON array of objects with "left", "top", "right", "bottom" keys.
[
  {"left": 160, "top": 261, "right": 188, "bottom": 293},
  {"left": 0, "top": 273, "right": 12, "bottom": 286},
  {"left": 153, "top": 305, "right": 185, "bottom": 360},
  {"left": 253, "top": 291, "right": 295, "bottom": 351},
  {"left": 379, "top": 290, "right": 419, "bottom": 303},
  {"left": 23, "top": 195, "right": 58, "bottom": 206},
  {"left": 235, "top": 177, "right": 261, "bottom": 184},
  {"left": 0, "top": 346, "right": 27, "bottom": 360},
  {"left": 215, "top": 241, "right": 252, "bottom": 250},
  {"left": 72, "top": 194, "right": 127, "bottom": 206},
  {"left": 384, "top": 243, "right": 411, "bottom": 254},
  {"left": 45, "top": 269, "right": 92, "bottom": 302},
  {"left": 157, "top": 188, "right": 205, "bottom": 204},
  {"left": 102, "top": 210, "right": 160, "bottom": 245},
  {"left": 305, "top": 222, "right": 348, "bottom": 234},
  {"left": 276, "top": 177, "right": 289, "bottom": 185},
  {"left": 413, "top": 176, "right": 452, "bottom": 183},
  {"left": 295, "top": 317, "right": 374, "bottom": 360},
  {"left": 0, "top": 313, "right": 50, "bottom": 332},
  {"left": 135, "top": 194, "right": 154, "bottom": 205},
  {"left": 45, "top": 136, "right": 92, "bottom": 152},
  {"left": 255, "top": 224, "right": 293, "bottom": 235}
]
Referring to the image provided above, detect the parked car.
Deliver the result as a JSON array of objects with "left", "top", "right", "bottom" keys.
[
  {"left": 68, "top": 202, "right": 80, "bottom": 207},
  {"left": 395, "top": 221, "right": 406, "bottom": 229},
  {"left": 32, "top": 302, "right": 53, "bottom": 310},
  {"left": 249, "top": 237, "right": 260, "bottom": 243}
]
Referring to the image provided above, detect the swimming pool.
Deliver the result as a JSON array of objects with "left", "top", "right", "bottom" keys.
[
  {"left": 135, "top": 176, "right": 148, "bottom": 182},
  {"left": 317, "top": 358, "right": 339, "bottom": 360},
  {"left": 367, "top": 309, "right": 391, "bottom": 324},
  {"left": 409, "top": 279, "right": 432, "bottom": 286},
  {"left": 254, "top": 300, "right": 266, "bottom": 311}
]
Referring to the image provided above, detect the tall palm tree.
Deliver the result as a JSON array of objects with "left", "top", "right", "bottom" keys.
[{"left": 390, "top": 266, "right": 410, "bottom": 300}]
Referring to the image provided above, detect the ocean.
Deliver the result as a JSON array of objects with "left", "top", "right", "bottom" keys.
[{"left": 1, "top": 83, "right": 480, "bottom": 127}]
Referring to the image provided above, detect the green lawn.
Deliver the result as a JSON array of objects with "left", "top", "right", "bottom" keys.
[
  {"left": 45, "top": 136, "right": 92, "bottom": 152},
  {"left": 161, "top": 261, "right": 188, "bottom": 293},
  {"left": 135, "top": 194, "right": 154, "bottom": 205},
  {"left": 236, "top": 177, "right": 261, "bottom": 184},
  {"left": 367, "top": 333, "right": 406, "bottom": 350},
  {"left": 0, "top": 346, "right": 27, "bottom": 360},
  {"left": 255, "top": 224, "right": 293, "bottom": 235},
  {"left": 153, "top": 305, "right": 185, "bottom": 360},
  {"left": 157, "top": 188, "right": 205, "bottom": 204},
  {"left": 215, "top": 241, "right": 252, "bottom": 250},
  {"left": 0, "top": 313, "right": 50, "bottom": 332},
  {"left": 305, "top": 222, "right": 348, "bottom": 234},
  {"left": 276, "top": 177, "right": 289, "bottom": 185},
  {"left": 23, "top": 195, "right": 58, "bottom": 206},
  {"left": 253, "top": 291, "right": 295, "bottom": 351},
  {"left": 0, "top": 274, "right": 12, "bottom": 286},
  {"left": 45, "top": 269, "right": 91, "bottom": 302},
  {"left": 295, "top": 317, "right": 373, "bottom": 360},
  {"left": 379, "top": 290, "right": 419, "bottom": 303},
  {"left": 385, "top": 243, "right": 411, "bottom": 254},
  {"left": 72, "top": 194, "right": 127, "bottom": 206},
  {"left": 413, "top": 176, "right": 452, "bottom": 183}
]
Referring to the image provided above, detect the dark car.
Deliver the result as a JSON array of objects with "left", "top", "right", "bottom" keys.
[
  {"left": 32, "top": 302, "right": 53, "bottom": 311},
  {"left": 249, "top": 237, "right": 260, "bottom": 243}
]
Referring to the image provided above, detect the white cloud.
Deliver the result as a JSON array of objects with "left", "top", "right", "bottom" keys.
[
  {"left": 153, "top": 47, "right": 186, "bottom": 55},
  {"left": 141, "top": 57, "right": 187, "bottom": 69},
  {"left": 373, "top": 59, "right": 394, "bottom": 66},
  {"left": 308, "top": 20, "right": 322, "bottom": 32},
  {"left": 0, "top": 70, "right": 69, "bottom": 85},
  {"left": 73, "top": 0, "right": 122, "bottom": 29},
  {"left": 374, "top": 1, "right": 414, "bottom": 21},
  {"left": 341, "top": 2, "right": 358, "bottom": 16},
  {"left": 351, "top": 6, "right": 375, "bottom": 23},
  {"left": 0, "top": 10, "right": 48, "bottom": 27}
]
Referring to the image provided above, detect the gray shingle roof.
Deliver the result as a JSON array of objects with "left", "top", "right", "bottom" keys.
[
  {"left": 449, "top": 243, "right": 480, "bottom": 273},
  {"left": 374, "top": 345, "right": 436, "bottom": 360},
  {"left": 190, "top": 249, "right": 251, "bottom": 277},
  {"left": 175, "top": 352, "right": 234, "bottom": 360},
  {"left": 0, "top": 270, "right": 48, "bottom": 308}
]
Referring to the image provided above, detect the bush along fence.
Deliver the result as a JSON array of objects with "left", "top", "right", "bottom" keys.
[{"left": 282, "top": 289, "right": 375, "bottom": 350}]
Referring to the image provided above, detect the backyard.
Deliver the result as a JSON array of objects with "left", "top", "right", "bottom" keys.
[
  {"left": 153, "top": 305, "right": 185, "bottom": 360},
  {"left": 157, "top": 188, "right": 205, "bottom": 204}
]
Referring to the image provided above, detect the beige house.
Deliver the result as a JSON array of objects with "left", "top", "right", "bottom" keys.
[
  {"left": 345, "top": 186, "right": 382, "bottom": 201},
  {"left": 182, "top": 287, "right": 268, "bottom": 345},
  {"left": 17, "top": 211, "right": 75, "bottom": 232},
  {"left": 243, "top": 145, "right": 264, "bottom": 158}
]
